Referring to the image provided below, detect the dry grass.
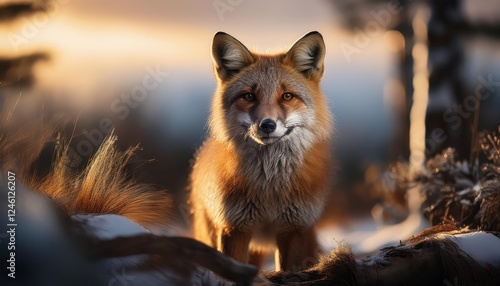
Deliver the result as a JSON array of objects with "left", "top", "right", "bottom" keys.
[{"left": 0, "top": 119, "right": 171, "bottom": 230}]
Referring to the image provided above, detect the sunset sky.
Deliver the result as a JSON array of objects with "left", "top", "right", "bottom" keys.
[{"left": 1, "top": 0, "right": 498, "bottom": 161}]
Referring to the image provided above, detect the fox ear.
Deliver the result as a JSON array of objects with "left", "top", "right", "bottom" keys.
[
  {"left": 284, "top": 31, "right": 326, "bottom": 80},
  {"left": 212, "top": 32, "right": 254, "bottom": 82}
]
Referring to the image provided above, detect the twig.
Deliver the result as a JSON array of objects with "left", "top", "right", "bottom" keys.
[{"left": 90, "top": 234, "right": 258, "bottom": 286}]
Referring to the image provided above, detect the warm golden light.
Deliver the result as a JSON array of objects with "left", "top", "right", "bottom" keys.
[
  {"left": 409, "top": 7, "right": 429, "bottom": 170},
  {"left": 383, "top": 78, "right": 406, "bottom": 113},
  {"left": 383, "top": 30, "right": 405, "bottom": 53}
]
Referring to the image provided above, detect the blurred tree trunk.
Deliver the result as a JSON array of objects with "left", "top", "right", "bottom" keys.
[
  {"left": 424, "top": 0, "right": 468, "bottom": 160},
  {"left": 0, "top": 0, "right": 49, "bottom": 81},
  {"left": 0, "top": 1, "right": 47, "bottom": 22},
  {"left": 0, "top": 1, "right": 49, "bottom": 111},
  {"left": 392, "top": 0, "right": 414, "bottom": 161}
]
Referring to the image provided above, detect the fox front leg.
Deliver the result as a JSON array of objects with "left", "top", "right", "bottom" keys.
[
  {"left": 217, "top": 228, "right": 252, "bottom": 263},
  {"left": 275, "top": 228, "right": 319, "bottom": 271}
]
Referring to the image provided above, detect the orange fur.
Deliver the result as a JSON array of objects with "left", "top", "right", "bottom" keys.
[
  {"left": 190, "top": 31, "right": 333, "bottom": 271},
  {"left": 0, "top": 122, "right": 171, "bottom": 231}
]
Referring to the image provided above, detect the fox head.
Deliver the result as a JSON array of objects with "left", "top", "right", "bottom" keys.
[{"left": 209, "top": 31, "right": 332, "bottom": 148}]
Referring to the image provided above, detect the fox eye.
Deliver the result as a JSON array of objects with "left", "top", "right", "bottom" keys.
[
  {"left": 242, "top": 93, "right": 255, "bottom": 102},
  {"left": 282, "top": 92, "right": 294, "bottom": 101}
]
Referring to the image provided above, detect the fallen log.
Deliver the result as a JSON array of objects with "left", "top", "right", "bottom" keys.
[{"left": 267, "top": 226, "right": 500, "bottom": 286}]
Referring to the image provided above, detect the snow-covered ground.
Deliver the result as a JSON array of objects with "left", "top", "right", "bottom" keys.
[
  {"left": 73, "top": 214, "right": 150, "bottom": 239},
  {"left": 72, "top": 177, "right": 500, "bottom": 272},
  {"left": 444, "top": 232, "right": 500, "bottom": 267},
  {"left": 317, "top": 212, "right": 429, "bottom": 256},
  {"left": 72, "top": 188, "right": 429, "bottom": 260},
  {"left": 318, "top": 188, "right": 430, "bottom": 256}
]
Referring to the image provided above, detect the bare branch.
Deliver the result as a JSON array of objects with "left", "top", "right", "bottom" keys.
[{"left": 90, "top": 234, "right": 258, "bottom": 286}]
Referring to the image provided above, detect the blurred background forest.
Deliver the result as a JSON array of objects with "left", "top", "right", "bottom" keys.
[{"left": 1, "top": 0, "right": 499, "bottom": 255}]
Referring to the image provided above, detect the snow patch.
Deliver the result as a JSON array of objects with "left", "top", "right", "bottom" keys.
[
  {"left": 318, "top": 188, "right": 429, "bottom": 255},
  {"left": 72, "top": 214, "right": 150, "bottom": 239},
  {"left": 445, "top": 232, "right": 500, "bottom": 267}
]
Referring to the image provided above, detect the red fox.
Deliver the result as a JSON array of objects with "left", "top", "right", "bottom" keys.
[{"left": 190, "top": 31, "right": 333, "bottom": 271}]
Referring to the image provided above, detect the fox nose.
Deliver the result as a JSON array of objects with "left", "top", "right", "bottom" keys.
[{"left": 259, "top": 119, "right": 277, "bottom": 134}]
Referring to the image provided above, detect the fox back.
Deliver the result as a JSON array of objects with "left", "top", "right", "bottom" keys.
[{"left": 190, "top": 31, "right": 333, "bottom": 271}]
